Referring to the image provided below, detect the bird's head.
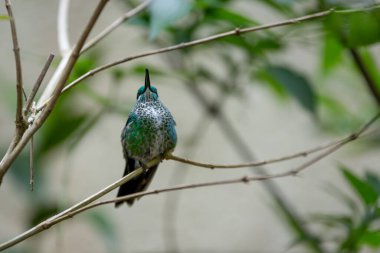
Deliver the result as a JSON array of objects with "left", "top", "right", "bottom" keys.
[{"left": 136, "top": 69, "right": 159, "bottom": 102}]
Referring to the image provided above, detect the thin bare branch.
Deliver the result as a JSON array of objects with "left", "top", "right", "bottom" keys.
[
  {"left": 58, "top": 0, "right": 71, "bottom": 55},
  {"left": 0, "top": 0, "right": 110, "bottom": 185},
  {"left": 36, "top": 8, "right": 334, "bottom": 111},
  {"left": 5, "top": 0, "right": 25, "bottom": 145},
  {"left": 166, "top": 112, "right": 380, "bottom": 169},
  {"left": 0, "top": 112, "right": 378, "bottom": 250},
  {"left": 23, "top": 53, "right": 55, "bottom": 116},
  {"left": 29, "top": 136, "right": 34, "bottom": 191},
  {"left": 0, "top": 157, "right": 160, "bottom": 251},
  {"left": 53, "top": 112, "right": 380, "bottom": 216},
  {"left": 81, "top": 0, "right": 151, "bottom": 54}
]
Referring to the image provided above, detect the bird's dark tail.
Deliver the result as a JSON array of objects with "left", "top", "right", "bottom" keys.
[{"left": 115, "top": 159, "right": 158, "bottom": 207}]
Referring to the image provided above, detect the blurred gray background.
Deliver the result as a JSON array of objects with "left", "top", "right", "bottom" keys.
[{"left": 0, "top": 1, "right": 379, "bottom": 252}]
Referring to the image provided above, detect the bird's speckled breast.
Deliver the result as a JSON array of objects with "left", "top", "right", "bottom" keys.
[{"left": 122, "top": 100, "right": 177, "bottom": 163}]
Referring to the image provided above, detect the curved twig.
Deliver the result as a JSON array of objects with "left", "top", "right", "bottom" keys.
[
  {"left": 36, "top": 8, "right": 334, "bottom": 111},
  {"left": 166, "top": 112, "right": 380, "bottom": 169},
  {"left": 81, "top": 0, "right": 151, "bottom": 54}
]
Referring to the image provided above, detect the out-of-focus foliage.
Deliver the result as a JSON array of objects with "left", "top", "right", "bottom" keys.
[
  {"left": 303, "top": 167, "right": 380, "bottom": 252},
  {"left": 1, "top": 0, "right": 380, "bottom": 252},
  {"left": 124, "top": 0, "right": 380, "bottom": 134},
  {"left": 149, "top": 0, "right": 192, "bottom": 39},
  {"left": 325, "top": 7, "right": 380, "bottom": 47},
  {"left": 257, "top": 65, "right": 317, "bottom": 113}
]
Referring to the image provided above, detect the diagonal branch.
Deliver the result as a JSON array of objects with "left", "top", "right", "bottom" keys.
[
  {"left": 0, "top": 157, "right": 160, "bottom": 251},
  {"left": 23, "top": 53, "right": 55, "bottom": 117},
  {"left": 0, "top": 112, "right": 378, "bottom": 251},
  {"left": 41, "top": 112, "right": 380, "bottom": 221},
  {"left": 81, "top": 0, "right": 151, "bottom": 54}
]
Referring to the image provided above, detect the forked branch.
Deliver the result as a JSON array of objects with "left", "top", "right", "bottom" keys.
[{"left": 0, "top": 0, "right": 110, "bottom": 184}]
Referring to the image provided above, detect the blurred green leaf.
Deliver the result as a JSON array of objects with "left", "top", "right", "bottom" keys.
[
  {"left": 29, "top": 203, "right": 58, "bottom": 226},
  {"left": 205, "top": 8, "right": 257, "bottom": 27},
  {"left": 359, "top": 230, "right": 380, "bottom": 248},
  {"left": 111, "top": 68, "right": 127, "bottom": 82},
  {"left": 37, "top": 94, "right": 88, "bottom": 156},
  {"left": 318, "top": 94, "right": 362, "bottom": 133},
  {"left": 360, "top": 49, "right": 380, "bottom": 91},
  {"left": 326, "top": 8, "right": 380, "bottom": 47},
  {"left": 341, "top": 166, "right": 378, "bottom": 205},
  {"left": 0, "top": 15, "right": 8, "bottom": 20},
  {"left": 7, "top": 151, "right": 33, "bottom": 190},
  {"left": 221, "top": 35, "right": 282, "bottom": 56},
  {"left": 325, "top": 183, "right": 359, "bottom": 214},
  {"left": 36, "top": 55, "right": 99, "bottom": 155},
  {"left": 256, "top": 0, "right": 295, "bottom": 15},
  {"left": 256, "top": 68, "right": 286, "bottom": 96},
  {"left": 87, "top": 211, "right": 118, "bottom": 251},
  {"left": 128, "top": 65, "right": 165, "bottom": 76},
  {"left": 321, "top": 33, "right": 343, "bottom": 74},
  {"left": 365, "top": 171, "right": 380, "bottom": 194},
  {"left": 264, "top": 65, "right": 317, "bottom": 114},
  {"left": 309, "top": 214, "right": 354, "bottom": 229},
  {"left": 149, "top": 0, "right": 192, "bottom": 39},
  {"left": 194, "top": 0, "right": 231, "bottom": 9},
  {"left": 67, "top": 55, "right": 98, "bottom": 84}
]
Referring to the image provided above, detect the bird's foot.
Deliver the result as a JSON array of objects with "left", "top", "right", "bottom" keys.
[
  {"left": 159, "top": 150, "right": 173, "bottom": 162},
  {"left": 140, "top": 163, "right": 150, "bottom": 173}
]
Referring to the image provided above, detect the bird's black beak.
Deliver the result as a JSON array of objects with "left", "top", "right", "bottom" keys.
[{"left": 145, "top": 69, "right": 151, "bottom": 91}]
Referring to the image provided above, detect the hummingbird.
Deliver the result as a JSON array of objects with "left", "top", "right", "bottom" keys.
[{"left": 115, "top": 69, "right": 177, "bottom": 207}]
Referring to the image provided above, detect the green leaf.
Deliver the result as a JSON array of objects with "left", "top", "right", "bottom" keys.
[
  {"left": 264, "top": 65, "right": 317, "bottom": 114},
  {"left": 0, "top": 15, "right": 8, "bottom": 20},
  {"left": 359, "top": 230, "right": 380, "bottom": 248},
  {"left": 321, "top": 33, "right": 343, "bottom": 74},
  {"left": 29, "top": 203, "right": 59, "bottom": 226},
  {"left": 149, "top": 0, "right": 192, "bottom": 39},
  {"left": 341, "top": 166, "right": 378, "bottom": 205},
  {"left": 365, "top": 171, "right": 380, "bottom": 194},
  {"left": 206, "top": 8, "right": 257, "bottom": 27},
  {"left": 326, "top": 8, "right": 380, "bottom": 47}
]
